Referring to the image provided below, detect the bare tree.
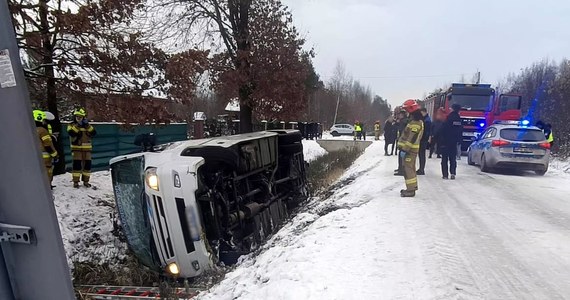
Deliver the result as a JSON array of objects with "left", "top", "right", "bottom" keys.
[{"left": 146, "top": 0, "right": 312, "bottom": 133}]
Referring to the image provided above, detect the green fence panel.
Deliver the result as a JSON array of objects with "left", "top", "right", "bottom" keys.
[{"left": 60, "top": 123, "right": 188, "bottom": 172}]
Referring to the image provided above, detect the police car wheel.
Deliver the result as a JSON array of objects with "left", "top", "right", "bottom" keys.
[
  {"left": 480, "top": 154, "right": 490, "bottom": 173},
  {"left": 467, "top": 152, "right": 475, "bottom": 166}
]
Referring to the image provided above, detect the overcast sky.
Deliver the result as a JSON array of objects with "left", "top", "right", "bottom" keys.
[{"left": 282, "top": 0, "right": 570, "bottom": 106}]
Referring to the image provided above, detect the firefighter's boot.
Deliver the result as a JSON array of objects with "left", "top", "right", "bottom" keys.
[
  {"left": 400, "top": 189, "right": 416, "bottom": 197},
  {"left": 73, "top": 182, "right": 80, "bottom": 188}
]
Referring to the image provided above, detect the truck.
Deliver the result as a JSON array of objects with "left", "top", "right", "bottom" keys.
[
  {"left": 110, "top": 130, "right": 308, "bottom": 278},
  {"left": 423, "top": 83, "right": 522, "bottom": 151}
]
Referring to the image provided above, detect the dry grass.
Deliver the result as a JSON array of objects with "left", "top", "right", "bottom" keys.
[{"left": 307, "top": 149, "right": 362, "bottom": 195}]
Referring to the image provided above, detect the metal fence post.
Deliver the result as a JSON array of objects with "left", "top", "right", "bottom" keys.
[{"left": 0, "top": 1, "right": 75, "bottom": 299}]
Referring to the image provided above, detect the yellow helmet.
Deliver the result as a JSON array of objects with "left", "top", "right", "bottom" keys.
[
  {"left": 33, "top": 110, "right": 47, "bottom": 122},
  {"left": 73, "top": 107, "right": 87, "bottom": 117}
]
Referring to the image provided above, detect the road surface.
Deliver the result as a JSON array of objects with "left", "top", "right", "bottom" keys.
[{"left": 199, "top": 141, "right": 570, "bottom": 300}]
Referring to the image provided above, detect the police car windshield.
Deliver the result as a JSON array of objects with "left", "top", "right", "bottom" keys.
[
  {"left": 450, "top": 94, "right": 492, "bottom": 111},
  {"left": 500, "top": 128, "right": 545, "bottom": 142}
]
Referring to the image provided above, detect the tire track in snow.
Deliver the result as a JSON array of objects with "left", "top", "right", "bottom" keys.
[
  {"left": 402, "top": 192, "right": 483, "bottom": 300},
  {"left": 445, "top": 168, "right": 570, "bottom": 299},
  {"left": 411, "top": 159, "right": 570, "bottom": 299}
]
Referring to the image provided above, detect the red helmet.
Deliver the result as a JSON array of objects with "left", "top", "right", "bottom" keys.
[{"left": 402, "top": 99, "right": 420, "bottom": 113}]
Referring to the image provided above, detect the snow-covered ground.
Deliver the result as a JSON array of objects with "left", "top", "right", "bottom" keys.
[
  {"left": 197, "top": 141, "right": 570, "bottom": 300},
  {"left": 301, "top": 139, "right": 327, "bottom": 162},
  {"left": 53, "top": 172, "right": 127, "bottom": 270},
  {"left": 551, "top": 158, "right": 570, "bottom": 174}
]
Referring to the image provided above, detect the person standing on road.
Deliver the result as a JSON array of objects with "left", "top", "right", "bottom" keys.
[
  {"left": 429, "top": 108, "right": 445, "bottom": 158},
  {"left": 439, "top": 103, "right": 463, "bottom": 180},
  {"left": 394, "top": 111, "right": 409, "bottom": 176},
  {"left": 68, "top": 108, "right": 97, "bottom": 188},
  {"left": 384, "top": 116, "right": 397, "bottom": 155},
  {"left": 397, "top": 100, "right": 424, "bottom": 197},
  {"left": 544, "top": 123, "right": 554, "bottom": 147},
  {"left": 354, "top": 121, "right": 362, "bottom": 140},
  {"left": 374, "top": 121, "right": 381, "bottom": 141},
  {"left": 416, "top": 108, "right": 432, "bottom": 175}
]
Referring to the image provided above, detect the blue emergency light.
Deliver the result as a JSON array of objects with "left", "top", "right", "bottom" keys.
[
  {"left": 521, "top": 119, "right": 530, "bottom": 126},
  {"left": 478, "top": 122, "right": 485, "bottom": 128}
]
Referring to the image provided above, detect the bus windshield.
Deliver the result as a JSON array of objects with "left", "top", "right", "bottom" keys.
[{"left": 450, "top": 94, "right": 492, "bottom": 111}]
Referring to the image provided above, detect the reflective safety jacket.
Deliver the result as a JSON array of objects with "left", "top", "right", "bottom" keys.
[
  {"left": 397, "top": 120, "right": 424, "bottom": 154},
  {"left": 37, "top": 126, "right": 58, "bottom": 159},
  {"left": 546, "top": 131, "right": 554, "bottom": 143},
  {"left": 354, "top": 124, "right": 362, "bottom": 132},
  {"left": 68, "top": 122, "right": 96, "bottom": 151}
]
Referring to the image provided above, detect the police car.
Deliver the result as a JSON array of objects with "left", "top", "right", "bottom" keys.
[{"left": 467, "top": 120, "right": 550, "bottom": 175}]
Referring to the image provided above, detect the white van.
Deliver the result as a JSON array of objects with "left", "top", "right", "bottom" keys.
[{"left": 110, "top": 130, "right": 308, "bottom": 278}]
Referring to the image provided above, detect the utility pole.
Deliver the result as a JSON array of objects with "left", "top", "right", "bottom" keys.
[
  {"left": 333, "top": 94, "right": 340, "bottom": 125},
  {"left": 0, "top": 1, "right": 75, "bottom": 299}
]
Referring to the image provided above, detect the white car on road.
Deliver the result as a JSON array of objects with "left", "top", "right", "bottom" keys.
[{"left": 329, "top": 124, "right": 354, "bottom": 137}]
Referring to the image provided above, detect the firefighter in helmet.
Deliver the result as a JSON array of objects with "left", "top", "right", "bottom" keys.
[
  {"left": 397, "top": 100, "right": 424, "bottom": 197},
  {"left": 34, "top": 110, "right": 58, "bottom": 187},
  {"left": 374, "top": 120, "right": 381, "bottom": 141},
  {"left": 68, "top": 108, "right": 96, "bottom": 188}
]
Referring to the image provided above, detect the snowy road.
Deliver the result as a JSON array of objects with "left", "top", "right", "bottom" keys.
[{"left": 199, "top": 141, "right": 570, "bottom": 300}]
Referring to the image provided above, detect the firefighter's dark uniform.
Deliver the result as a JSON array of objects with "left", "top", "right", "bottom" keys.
[
  {"left": 397, "top": 120, "right": 424, "bottom": 192},
  {"left": 68, "top": 119, "right": 96, "bottom": 186}
]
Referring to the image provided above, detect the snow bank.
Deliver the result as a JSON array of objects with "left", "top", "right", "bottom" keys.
[
  {"left": 550, "top": 158, "right": 570, "bottom": 174},
  {"left": 197, "top": 142, "right": 393, "bottom": 300},
  {"left": 302, "top": 140, "right": 327, "bottom": 162},
  {"left": 321, "top": 132, "right": 356, "bottom": 141},
  {"left": 52, "top": 171, "right": 128, "bottom": 269}
]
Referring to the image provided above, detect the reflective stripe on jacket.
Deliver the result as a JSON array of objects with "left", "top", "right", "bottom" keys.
[
  {"left": 397, "top": 120, "right": 424, "bottom": 153},
  {"left": 68, "top": 122, "right": 96, "bottom": 151},
  {"left": 37, "top": 127, "right": 57, "bottom": 158}
]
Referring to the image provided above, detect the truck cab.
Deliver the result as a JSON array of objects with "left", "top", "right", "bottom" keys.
[{"left": 486, "top": 94, "right": 523, "bottom": 126}]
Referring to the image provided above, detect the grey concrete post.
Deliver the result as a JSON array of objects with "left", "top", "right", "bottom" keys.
[{"left": 0, "top": 1, "right": 75, "bottom": 299}]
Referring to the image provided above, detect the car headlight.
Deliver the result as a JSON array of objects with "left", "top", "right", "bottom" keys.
[
  {"left": 145, "top": 168, "right": 159, "bottom": 191},
  {"left": 167, "top": 262, "right": 179, "bottom": 275}
]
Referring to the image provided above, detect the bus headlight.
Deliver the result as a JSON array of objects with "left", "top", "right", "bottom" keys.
[
  {"left": 167, "top": 262, "right": 180, "bottom": 275},
  {"left": 145, "top": 168, "right": 159, "bottom": 191}
]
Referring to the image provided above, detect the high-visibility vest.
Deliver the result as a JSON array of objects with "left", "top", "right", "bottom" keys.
[
  {"left": 354, "top": 125, "right": 362, "bottom": 132},
  {"left": 547, "top": 131, "right": 554, "bottom": 143}
]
